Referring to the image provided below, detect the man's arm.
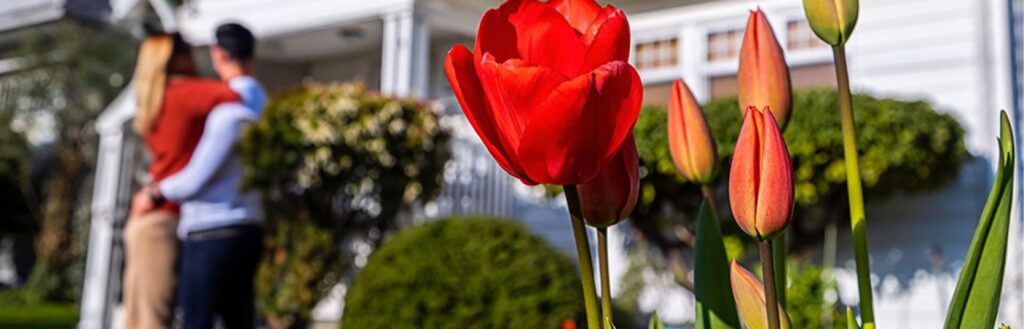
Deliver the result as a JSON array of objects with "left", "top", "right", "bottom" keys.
[{"left": 156, "top": 102, "right": 256, "bottom": 202}]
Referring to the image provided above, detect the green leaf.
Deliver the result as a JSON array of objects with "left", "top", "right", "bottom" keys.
[
  {"left": 606, "top": 318, "right": 618, "bottom": 329},
  {"left": 845, "top": 307, "right": 860, "bottom": 329},
  {"left": 694, "top": 201, "right": 741, "bottom": 329},
  {"left": 648, "top": 312, "right": 664, "bottom": 329},
  {"left": 943, "top": 111, "right": 1016, "bottom": 329}
]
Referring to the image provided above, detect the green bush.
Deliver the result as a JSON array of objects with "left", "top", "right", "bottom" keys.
[
  {"left": 631, "top": 89, "right": 969, "bottom": 282},
  {"left": 785, "top": 264, "right": 844, "bottom": 329},
  {"left": 239, "top": 83, "right": 450, "bottom": 328},
  {"left": 341, "top": 217, "right": 582, "bottom": 329}
]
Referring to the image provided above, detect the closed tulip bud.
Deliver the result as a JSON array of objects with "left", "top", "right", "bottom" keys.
[
  {"left": 668, "top": 80, "right": 718, "bottom": 185},
  {"left": 729, "top": 107, "right": 794, "bottom": 241},
  {"left": 738, "top": 9, "right": 792, "bottom": 128},
  {"left": 730, "top": 261, "right": 792, "bottom": 329},
  {"left": 803, "top": 0, "right": 859, "bottom": 47},
  {"left": 577, "top": 136, "right": 639, "bottom": 228}
]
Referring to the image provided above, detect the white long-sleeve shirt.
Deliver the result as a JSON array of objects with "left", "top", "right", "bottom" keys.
[{"left": 158, "top": 76, "right": 267, "bottom": 238}]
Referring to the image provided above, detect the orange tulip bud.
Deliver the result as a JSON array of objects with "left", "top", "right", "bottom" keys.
[
  {"left": 729, "top": 107, "right": 793, "bottom": 240},
  {"left": 803, "top": 0, "right": 858, "bottom": 47},
  {"left": 577, "top": 136, "right": 640, "bottom": 228},
  {"left": 668, "top": 80, "right": 718, "bottom": 185},
  {"left": 730, "top": 261, "right": 791, "bottom": 329},
  {"left": 738, "top": 9, "right": 792, "bottom": 128}
]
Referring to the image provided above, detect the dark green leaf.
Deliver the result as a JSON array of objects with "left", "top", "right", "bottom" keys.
[
  {"left": 943, "top": 111, "right": 1016, "bottom": 329},
  {"left": 694, "top": 201, "right": 740, "bottom": 329}
]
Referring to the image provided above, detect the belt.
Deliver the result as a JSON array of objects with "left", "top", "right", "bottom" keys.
[{"left": 185, "top": 224, "right": 261, "bottom": 242}]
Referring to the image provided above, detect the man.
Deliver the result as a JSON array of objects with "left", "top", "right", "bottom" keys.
[{"left": 133, "top": 23, "right": 266, "bottom": 329}]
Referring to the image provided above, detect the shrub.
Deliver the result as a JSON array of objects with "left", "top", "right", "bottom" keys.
[
  {"left": 630, "top": 89, "right": 969, "bottom": 285},
  {"left": 341, "top": 217, "right": 582, "bottom": 329},
  {"left": 239, "top": 83, "right": 450, "bottom": 328}
]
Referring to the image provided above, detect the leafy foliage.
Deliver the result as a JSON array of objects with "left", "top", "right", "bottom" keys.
[
  {"left": 630, "top": 89, "right": 969, "bottom": 287},
  {"left": 341, "top": 217, "right": 582, "bottom": 329},
  {"left": 943, "top": 112, "right": 1015, "bottom": 329},
  {"left": 784, "top": 264, "right": 845, "bottom": 329},
  {"left": 239, "top": 83, "right": 450, "bottom": 328},
  {"left": 0, "top": 22, "right": 135, "bottom": 302}
]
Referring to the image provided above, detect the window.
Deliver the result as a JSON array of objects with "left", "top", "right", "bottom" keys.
[
  {"left": 706, "top": 28, "right": 743, "bottom": 62},
  {"left": 634, "top": 37, "right": 679, "bottom": 71},
  {"left": 787, "top": 19, "right": 826, "bottom": 51}
]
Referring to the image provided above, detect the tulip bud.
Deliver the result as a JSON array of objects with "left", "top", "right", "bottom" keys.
[
  {"left": 577, "top": 136, "right": 640, "bottom": 228},
  {"left": 738, "top": 9, "right": 792, "bottom": 128},
  {"left": 729, "top": 107, "right": 794, "bottom": 241},
  {"left": 802, "top": 0, "right": 859, "bottom": 47},
  {"left": 730, "top": 261, "right": 792, "bottom": 329},
  {"left": 668, "top": 80, "right": 718, "bottom": 185}
]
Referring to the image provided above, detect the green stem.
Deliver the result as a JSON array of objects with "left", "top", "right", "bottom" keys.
[
  {"left": 700, "top": 185, "right": 719, "bottom": 219},
  {"left": 760, "top": 241, "right": 781, "bottom": 329},
  {"left": 832, "top": 45, "right": 875, "bottom": 329},
  {"left": 598, "top": 227, "right": 613, "bottom": 328},
  {"left": 773, "top": 234, "right": 786, "bottom": 307},
  {"left": 564, "top": 185, "right": 602, "bottom": 329}
]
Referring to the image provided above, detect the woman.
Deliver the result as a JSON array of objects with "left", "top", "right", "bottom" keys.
[{"left": 123, "top": 33, "right": 240, "bottom": 329}]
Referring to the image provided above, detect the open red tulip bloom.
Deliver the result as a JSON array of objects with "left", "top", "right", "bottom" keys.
[
  {"left": 729, "top": 107, "right": 794, "bottom": 240},
  {"left": 577, "top": 136, "right": 640, "bottom": 227},
  {"left": 445, "top": 0, "right": 643, "bottom": 185}
]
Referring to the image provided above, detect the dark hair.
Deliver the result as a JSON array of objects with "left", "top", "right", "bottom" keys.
[
  {"left": 215, "top": 22, "right": 255, "bottom": 60},
  {"left": 167, "top": 33, "right": 196, "bottom": 75}
]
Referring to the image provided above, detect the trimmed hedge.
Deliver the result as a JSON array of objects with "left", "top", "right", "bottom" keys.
[{"left": 342, "top": 217, "right": 581, "bottom": 329}]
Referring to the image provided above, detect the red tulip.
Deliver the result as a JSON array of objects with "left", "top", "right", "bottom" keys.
[
  {"left": 729, "top": 107, "right": 793, "bottom": 240},
  {"left": 445, "top": 0, "right": 643, "bottom": 186},
  {"left": 667, "top": 79, "right": 718, "bottom": 185},
  {"left": 577, "top": 136, "right": 639, "bottom": 227},
  {"left": 738, "top": 9, "right": 792, "bottom": 127}
]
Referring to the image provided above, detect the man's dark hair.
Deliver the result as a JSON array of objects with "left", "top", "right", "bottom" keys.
[{"left": 215, "top": 23, "right": 255, "bottom": 61}]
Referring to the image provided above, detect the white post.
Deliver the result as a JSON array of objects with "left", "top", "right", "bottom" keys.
[
  {"left": 79, "top": 85, "right": 138, "bottom": 329},
  {"left": 380, "top": 6, "right": 429, "bottom": 98}
]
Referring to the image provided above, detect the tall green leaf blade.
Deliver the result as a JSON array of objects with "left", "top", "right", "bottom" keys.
[
  {"left": 846, "top": 307, "right": 860, "bottom": 329},
  {"left": 944, "top": 111, "right": 1016, "bottom": 329},
  {"left": 648, "top": 312, "right": 664, "bottom": 329},
  {"left": 694, "top": 201, "right": 741, "bottom": 329}
]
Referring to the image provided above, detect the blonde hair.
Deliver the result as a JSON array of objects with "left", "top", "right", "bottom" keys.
[{"left": 133, "top": 35, "right": 174, "bottom": 133}]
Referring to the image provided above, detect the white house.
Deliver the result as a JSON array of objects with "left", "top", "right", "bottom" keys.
[{"left": 22, "top": 0, "right": 1021, "bottom": 327}]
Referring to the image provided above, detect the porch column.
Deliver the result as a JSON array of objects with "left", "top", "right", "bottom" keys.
[{"left": 380, "top": 7, "right": 429, "bottom": 98}]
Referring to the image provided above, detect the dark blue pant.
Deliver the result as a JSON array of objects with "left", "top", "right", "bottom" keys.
[{"left": 179, "top": 225, "right": 262, "bottom": 329}]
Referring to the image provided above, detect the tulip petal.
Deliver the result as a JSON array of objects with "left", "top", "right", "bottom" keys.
[
  {"left": 576, "top": 136, "right": 640, "bottom": 227},
  {"left": 477, "top": 55, "right": 570, "bottom": 146},
  {"left": 668, "top": 79, "right": 717, "bottom": 184},
  {"left": 507, "top": 1, "right": 587, "bottom": 76},
  {"left": 754, "top": 109, "right": 794, "bottom": 239},
  {"left": 737, "top": 10, "right": 792, "bottom": 127},
  {"left": 518, "top": 61, "right": 643, "bottom": 185},
  {"left": 579, "top": 7, "right": 631, "bottom": 74},
  {"left": 475, "top": 0, "right": 525, "bottom": 65},
  {"left": 548, "top": 0, "right": 603, "bottom": 33},
  {"left": 729, "top": 107, "right": 762, "bottom": 238},
  {"left": 730, "top": 261, "right": 791, "bottom": 329},
  {"left": 445, "top": 45, "right": 535, "bottom": 184}
]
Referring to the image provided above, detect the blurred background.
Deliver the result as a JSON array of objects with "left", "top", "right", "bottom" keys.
[{"left": 0, "top": 0, "right": 1021, "bottom": 328}]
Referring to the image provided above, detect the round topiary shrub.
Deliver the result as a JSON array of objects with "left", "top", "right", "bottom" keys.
[{"left": 341, "top": 217, "right": 582, "bottom": 329}]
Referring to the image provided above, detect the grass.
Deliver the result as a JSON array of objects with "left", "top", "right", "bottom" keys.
[{"left": 0, "top": 303, "right": 78, "bottom": 329}]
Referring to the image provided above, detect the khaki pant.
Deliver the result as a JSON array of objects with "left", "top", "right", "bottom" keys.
[{"left": 122, "top": 210, "right": 179, "bottom": 329}]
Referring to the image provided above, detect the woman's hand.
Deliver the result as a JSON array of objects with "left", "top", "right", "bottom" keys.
[{"left": 130, "top": 187, "right": 156, "bottom": 218}]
